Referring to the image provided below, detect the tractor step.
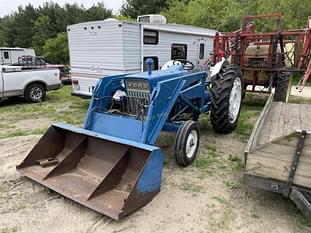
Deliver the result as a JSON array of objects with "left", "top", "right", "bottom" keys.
[{"left": 17, "top": 123, "right": 163, "bottom": 219}]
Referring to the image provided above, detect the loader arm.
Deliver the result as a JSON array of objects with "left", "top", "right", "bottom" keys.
[{"left": 141, "top": 78, "right": 185, "bottom": 144}]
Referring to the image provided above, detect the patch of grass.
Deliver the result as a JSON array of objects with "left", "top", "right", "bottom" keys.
[
  {"left": 212, "top": 196, "right": 228, "bottom": 204},
  {"left": 292, "top": 72, "right": 311, "bottom": 87},
  {"left": 206, "top": 144, "right": 217, "bottom": 152},
  {"left": 234, "top": 102, "right": 263, "bottom": 140},
  {"left": 0, "top": 127, "right": 48, "bottom": 139},
  {"left": 225, "top": 181, "right": 241, "bottom": 190},
  {"left": 194, "top": 146, "right": 244, "bottom": 177},
  {"left": 0, "top": 86, "right": 88, "bottom": 120},
  {"left": 251, "top": 213, "right": 260, "bottom": 219},
  {"left": 194, "top": 148, "right": 222, "bottom": 173},
  {"left": 0, "top": 227, "right": 9, "bottom": 233},
  {"left": 180, "top": 182, "right": 203, "bottom": 193},
  {"left": 294, "top": 213, "right": 311, "bottom": 231},
  {"left": 289, "top": 95, "right": 311, "bottom": 104},
  {"left": 228, "top": 154, "right": 244, "bottom": 171},
  {"left": 0, "top": 123, "right": 14, "bottom": 129},
  {"left": 0, "top": 86, "right": 89, "bottom": 138}
]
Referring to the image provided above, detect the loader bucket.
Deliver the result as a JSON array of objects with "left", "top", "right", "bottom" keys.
[{"left": 17, "top": 123, "right": 163, "bottom": 220}]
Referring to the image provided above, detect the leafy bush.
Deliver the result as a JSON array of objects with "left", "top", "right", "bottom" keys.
[{"left": 43, "top": 32, "right": 69, "bottom": 64}]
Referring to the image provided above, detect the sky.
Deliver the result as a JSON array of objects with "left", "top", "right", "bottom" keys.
[{"left": 0, "top": 0, "right": 124, "bottom": 17}]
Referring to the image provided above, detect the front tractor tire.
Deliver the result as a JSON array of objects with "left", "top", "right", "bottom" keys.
[
  {"left": 274, "top": 70, "right": 291, "bottom": 102},
  {"left": 174, "top": 121, "right": 200, "bottom": 167},
  {"left": 210, "top": 65, "right": 243, "bottom": 134}
]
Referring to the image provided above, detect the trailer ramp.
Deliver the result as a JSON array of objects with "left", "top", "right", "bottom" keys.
[{"left": 244, "top": 94, "right": 311, "bottom": 221}]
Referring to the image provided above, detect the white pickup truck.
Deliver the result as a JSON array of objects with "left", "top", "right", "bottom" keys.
[{"left": 0, "top": 65, "right": 61, "bottom": 102}]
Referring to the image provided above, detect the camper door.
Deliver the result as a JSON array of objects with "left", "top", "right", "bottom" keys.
[{"left": 1, "top": 50, "right": 11, "bottom": 65}]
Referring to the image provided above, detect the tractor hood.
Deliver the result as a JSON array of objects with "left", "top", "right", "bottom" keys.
[{"left": 124, "top": 65, "right": 185, "bottom": 91}]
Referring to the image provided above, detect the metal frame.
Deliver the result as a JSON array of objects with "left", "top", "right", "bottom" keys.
[
  {"left": 212, "top": 13, "right": 311, "bottom": 92},
  {"left": 244, "top": 174, "right": 311, "bottom": 221},
  {"left": 244, "top": 130, "right": 311, "bottom": 221},
  {"left": 84, "top": 66, "right": 211, "bottom": 145}
]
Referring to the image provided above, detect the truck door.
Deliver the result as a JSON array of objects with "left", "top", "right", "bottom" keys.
[
  {"left": 1, "top": 50, "right": 11, "bottom": 65},
  {"left": 197, "top": 40, "right": 205, "bottom": 65}
]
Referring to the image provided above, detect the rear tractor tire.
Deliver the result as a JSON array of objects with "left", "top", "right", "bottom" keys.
[
  {"left": 174, "top": 121, "right": 200, "bottom": 167},
  {"left": 210, "top": 65, "right": 243, "bottom": 134},
  {"left": 274, "top": 70, "right": 291, "bottom": 102}
]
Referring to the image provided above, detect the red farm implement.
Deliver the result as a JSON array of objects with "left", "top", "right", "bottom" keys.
[{"left": 211, "top": 13, "right": 311, "bottom": 101}]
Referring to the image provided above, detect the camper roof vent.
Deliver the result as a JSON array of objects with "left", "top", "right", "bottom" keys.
[{"left": 137, "top": 15, "right": 167, "bottom": 24}]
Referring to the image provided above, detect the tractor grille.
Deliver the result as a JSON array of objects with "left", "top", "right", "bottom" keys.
[{"left": 125, "top": 79, "right": 150, "bottom": 116}]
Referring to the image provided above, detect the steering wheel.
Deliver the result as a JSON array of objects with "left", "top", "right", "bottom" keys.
[{"left": 173, "top": 59, "right": 195, "bottom": 71}]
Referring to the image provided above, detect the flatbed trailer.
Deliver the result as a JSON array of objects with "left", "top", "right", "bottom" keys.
[{"left": 244, "top": 94, "right": 311, "bottom": 220}]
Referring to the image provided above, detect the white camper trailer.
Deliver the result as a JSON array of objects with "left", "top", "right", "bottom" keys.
[
  {"left": 67, "top": 15, "right": 217, "bottom": 98},
  {"left": 0, "top": 47, "right": 36, "bottom": 65}
]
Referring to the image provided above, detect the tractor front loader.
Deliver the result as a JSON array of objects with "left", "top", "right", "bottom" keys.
[{"left": 17, "top": 59, "right": 243, "bottom": 219}]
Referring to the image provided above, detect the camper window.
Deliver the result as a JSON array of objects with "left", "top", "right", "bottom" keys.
[
  {"left": 143, "top": 57, "right": 158, "bottom": 71},
  {"left": 199, "top": 43, "right": 205, "bottom": 59},
  {"left": 144, "top": 30, "right": 158, "bottom": 45},
  {"left": 171, "top": 44, "right": 187, "bottom": 60},
  {"left": 3, "top": 52, "right": 9, "bottom": 59}
]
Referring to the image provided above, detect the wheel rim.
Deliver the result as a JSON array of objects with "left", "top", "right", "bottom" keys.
[
  {"left": 185, "top": 130, "right": 198, "bottom": 159},
  {"left": 30, "top": 87, "right": 43, "bottom": 101},
  {"left": 229, "top": 77, "right": 242, "bottom": 123}
]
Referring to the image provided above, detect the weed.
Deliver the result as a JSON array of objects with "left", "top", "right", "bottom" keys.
[
  {"left": 194, "top": 152, "right": 222, "bottom": 174},
  {"left": 294, "top": 213, "right": 311, "bottom": 230},
  {"left": 251, "top": 213, "right": 260, "bottom": 219},
  {"left": 0, "top": 227, "right": 8, "bottom": 233},
  {"left": 225, "top": 181, "right": 241, "bottom": 190},
  {"left": 234, "top": 105, "right": 262, "bottom": 140},
  {"left": 180, "top": 182, "right": 203, "bottom": 193},
  {"left": 228, "top": 154, "right": 244, "bottom": 171},
  {"left": 0, "top": 124, "right": 14, "bottom": 129},
  {"left": 206, "top": 144, "right": 217, "bottom": 152},
  {"left": 225, "top": 93, "right": 265, "bottom": 140},
  {"left": 0, "top": 128, "right": 48, "bottom": 139},
  {"left": 212, "top": 196, "right": 228, "bottom": 204},
  {"left": 289, "top": 95, "right": 311, "bottom": 104},
  {"left": 0, "top": 86, "right": 88, "bottom": 139},
  {"left": 292, "top": 72, "right": 311, "bottom": 87}
]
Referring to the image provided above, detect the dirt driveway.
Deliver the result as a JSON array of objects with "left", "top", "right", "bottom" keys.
[{"left": 0, "top": 87, "right": 310, "bottom": 233}]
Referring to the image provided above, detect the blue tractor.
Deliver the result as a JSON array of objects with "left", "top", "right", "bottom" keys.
[{"left": 17, "top": 59, "right": 243, "bottom": 219}]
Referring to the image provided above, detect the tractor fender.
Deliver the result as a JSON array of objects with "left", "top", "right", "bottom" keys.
[{"left": 210, "top": 58, "right": 229, "bottom": 78}]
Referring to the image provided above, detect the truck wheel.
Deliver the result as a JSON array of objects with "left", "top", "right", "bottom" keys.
[
  {"left": 210, "top": 65, "right": 243, "bottom": 133},
  {"left": 274, "top": 70, "right": 291, "bottom": 102},
  {"left": 174, "top": 121, "right": 200, "bottom": 167},
  {"left": 25, "top": 83, "right": 46, "bottom": 103}
]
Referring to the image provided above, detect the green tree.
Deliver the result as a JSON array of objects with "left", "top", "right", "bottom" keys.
[
  {"left": 279, "top": 0, "right": 311, "bottom": 29},
  {"left": 160, "top": 0, "right": 188, "bottom": 24},
  {"left": 0, "top": 2, "right": 113, "bottom": 55},
  {"left": 32, "top": 15, "right": 55, "bottom": 55},
  {"left": 0, "top": 17, "right": 8, "bottom": 46},
  {"left": 163, "top": 0, "right": 311, "bottom": 32},
  {"left": 121, "top": 0, "right": 168, "bottom": 18},
  {"left": 5, "top": 4, "right": 38, "bottom": 47},
  {"left": 162, "top": 0, "right": 242, "bottom": 31},
  {"left": 43, "top": 32, "right": 69, "bottom": 64},
  {"left": 86, "top": 3, "right": 113, "bottom": 21}
]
